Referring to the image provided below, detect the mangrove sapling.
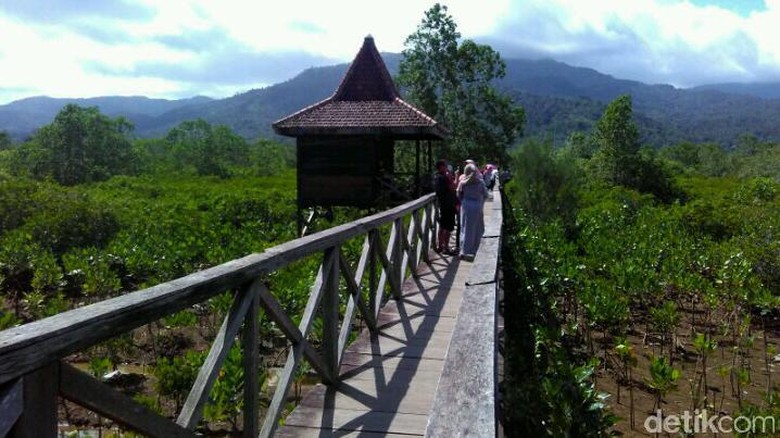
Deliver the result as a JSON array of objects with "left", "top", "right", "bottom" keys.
[
  {"left": 615, "top": 338, "right": 637, "bottom": 429},
  {"left": 767, "top": 344, "right": 777, "bottom": 407},
  {"left": 692, "top": 332, "right": 717, "bottom": 409},
  {"left": 650, "top": 301, "right": 681, "bottom": 364},
  {"left": 753, "top": 291, "right": 779, "bottom": 407},
  {"left": 294, "top": 360, "right": 312, "bottom": 402},
  {"left": 646, "top": 356, "right": 681, "bottom": 428},
  {"left": 583, "top": 284, "right": 629, "bottom": 372},
  {"left": 88, "top": 356, "right": 112, "bottom": 436}
]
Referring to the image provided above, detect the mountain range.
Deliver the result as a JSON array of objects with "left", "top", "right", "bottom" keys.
[{"left": 2, "top": 54, "right": 780, "bottom": 147}]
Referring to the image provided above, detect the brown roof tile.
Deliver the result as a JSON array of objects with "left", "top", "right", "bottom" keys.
[{"left": 273, "top": 36, "right": 446, "bottom": 139}]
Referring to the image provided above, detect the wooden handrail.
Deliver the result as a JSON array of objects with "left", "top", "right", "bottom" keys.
[
  {"left": 425, "top": 189, "right": 503, "bottom": 438},
  {"left": 0, "top": 193, "right": 438, "bottom": 438}
]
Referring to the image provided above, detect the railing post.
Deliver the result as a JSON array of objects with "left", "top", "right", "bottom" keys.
[
  {"left": 369, "top": 229, "right": 377, "bottom": 315},
  {"left": 421, "top": 203, "right": 431, "bottom": 263},
  {"left": 393, "top": 218, "right": 403, "bottom": 299},
  {"left": 322, "top": 246, "right": 341, "bottom": 379},
  {"left": 407, "top": 210, "right": 420, "bottom": 274},
  {"left": 11, "top": 362, "right": 59, "bottom": 438},
  {"left": 0, "top": 379, "right": 23, "bottom": 437},
  {"left": 432, "top": 203, "right": 439, "bottom": 250},
  {"left": 242, "top": 289, "right": 260, "bottom": 437}
]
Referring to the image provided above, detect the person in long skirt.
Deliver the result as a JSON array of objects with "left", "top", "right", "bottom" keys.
[{"left": 457, "top": 163, "right": 488, "bottom": 261}]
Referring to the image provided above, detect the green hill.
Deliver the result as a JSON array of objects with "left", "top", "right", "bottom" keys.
[{"left": 3, "top": 55, "right": 780, "bottom": 147}]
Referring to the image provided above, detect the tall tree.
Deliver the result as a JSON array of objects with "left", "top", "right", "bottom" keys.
[
  {"left": 15, "top": 104, "right": 135, "bottom": 185},
  {"left": 592, "top": 94, "right": 640, "bottom": 186},
  {"left": 0, "top": 131, "right": 11, "bottom": 150},
  {"left": 397, "top": 3, "right": 524, "bottom": 163},
  {"left": 592, "top": 94, "right": 679, "bottom": 201}
]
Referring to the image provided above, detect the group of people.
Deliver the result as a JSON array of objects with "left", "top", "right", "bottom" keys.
[{"left": 434, "top": 158, "right": 498, "bottom": 261}]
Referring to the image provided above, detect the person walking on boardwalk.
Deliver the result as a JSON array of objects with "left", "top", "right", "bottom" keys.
[
  {"left": 457, "top": 162, "right": 488, "bottom": 261},
  {"left": 434, "top": 159, "right": 458, "bottom": 254}
]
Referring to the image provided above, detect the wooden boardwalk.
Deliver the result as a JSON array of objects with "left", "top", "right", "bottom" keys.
[{"left": 277, "top": 194, "right": 501, "bottom": 437}]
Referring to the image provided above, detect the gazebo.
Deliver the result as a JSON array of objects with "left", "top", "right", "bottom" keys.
[{"left": 272, "top": 36, "right": 447, "bottom": 233}]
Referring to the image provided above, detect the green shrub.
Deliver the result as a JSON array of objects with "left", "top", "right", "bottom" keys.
[
  {"left": 154, "top": 350, "right": 204, "bottom": 411},
  {"left": 23, "top": 193, "right": 119, "bottom": 255},
  {"left": 508, "top": 139, "right": 580, "bottom": 232}
]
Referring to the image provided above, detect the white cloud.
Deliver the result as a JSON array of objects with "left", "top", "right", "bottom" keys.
[
  {"left": 1, "top": 0, "right": 779, "bottom": 104},
  {"left": 490, "top": 0, "right": 780, "bottom": 86}
]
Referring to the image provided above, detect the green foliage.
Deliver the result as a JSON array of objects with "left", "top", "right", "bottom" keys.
[
  {"left": 245, "top": 139, "right": 296, "bottom": 176},
  {"left": 88, "top": 356, "right": 113, "bottom": 378},
  {"left": 22, "top": 196, "right": 119, "bottom": 256},
  {"left": 163, "top": 119, "right": 249, "bottom": 177},
  {"left": 501, "top": 202, "right": 616, "bottom": 436},
  {"left": 397, "top": 3, "right": 524, "bottom": 162},
  {"left": 646, "top": 356, "right": 681, "bottom": 402},
  {"left": 0, "top": 311, "right": 20, "bottom": 330},
  {"left": 0, "top": 131, "right": 11, "bottom": 150},
  {"left": 203, "top": 343, "right": 266, "bottom": 429},
  {"left": 0, "top": 179, "right": 45, "bottom": 234},
  {"left": 508, "top": 139, "right": 580, "bottom": 231},
  {"left": 540, "top": 359, "right": 617, "bottom": 437},
  {"left": 583, "top": 284, "right": 629, "bottom": 334},
  {"left": 0, "top": 173, "right": 296, "bottom": 324},
  {"left": 132, "top": 121, "right": 293, "bottom": 178},
  {"left": 566, "top": 131, "right": 598, "bottom": 159},
  {"left": 692, "top": 332, "right": 717, "bottom": 356},
  {"left": 734, "top": 177, "right": 778, "bottom": 204},
  {"left": 650, "top": 301, "right": 680, "bottom": 335},
  {"left": 133, "top": 394, "right": 162, "bottom": 414},
  {"left": 590, "top": 95, "right": 680, "bottom": 202},
  {"left": 154, "top": 350, "right": 204, "bottom": 411},
  {"left": 593, "top": 95, "right": 639, "bottom": 184},
  {"left": 62, "top": 250, "right": 122, "bottom": 299},
  {"left": 503, "top": 140, "right": 780, "bottom": 433},
  {"left": 14, "top": 104, "right": 136, "bottom": 185},
  {"left": 163, "top": 310, "right": 198, "bottom": 328},
  {"left": 660, "top": 142, "right": 732, "bottom": 177}
]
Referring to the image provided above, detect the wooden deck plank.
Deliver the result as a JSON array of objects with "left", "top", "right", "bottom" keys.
[
  {"left": 339, "top": 353, "right": 445, "bottom": 374},
  {"left": 277, "top": 249, "right": 461, "bottom": 436},
  {"left": 283, "top": 406, "right": 429, "bottom": 435},
  {"left": 277, "top": 196, "right": 500, "bottom": 437},
  {"left": 298, "top": 377, "right": 439, "bottom": 415},
  {"left": 276, "top": 426, "right": 420, "bottom": 438}
]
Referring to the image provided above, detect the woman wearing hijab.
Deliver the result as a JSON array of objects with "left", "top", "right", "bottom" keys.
[{"left": 456, "top": 162, "right": 488, "bottom": 261}]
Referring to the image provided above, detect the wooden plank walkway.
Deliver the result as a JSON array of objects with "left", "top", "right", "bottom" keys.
[{"left": 277, "top": 194, "right": 501, "bottom": 437}]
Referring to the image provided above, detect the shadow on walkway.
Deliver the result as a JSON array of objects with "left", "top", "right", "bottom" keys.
[{"left": 276, "top": 252, "right": 464, "bottom": 437}]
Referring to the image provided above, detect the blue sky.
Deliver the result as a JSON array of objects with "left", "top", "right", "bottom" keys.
[
  {"left": 0, "top": 0, "right": 778, "bottom": 104},
  {"left": 690, "top": 0, "right": 766, "bottom": 15}
]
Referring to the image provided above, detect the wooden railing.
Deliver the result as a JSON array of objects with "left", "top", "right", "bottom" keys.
[{"left": 0, "top": 193, "right": 438, "bottom": 438}]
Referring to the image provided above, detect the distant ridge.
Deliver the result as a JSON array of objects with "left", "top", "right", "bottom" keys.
[
  {"left": 2, "top": 54, "right": 780, "bottom": 146},
  {"left": 0, "top": 95, "right": 213, "bottom": 141},
  {"left": 690, "top": 82, "right": 780, "bottom": 100}
]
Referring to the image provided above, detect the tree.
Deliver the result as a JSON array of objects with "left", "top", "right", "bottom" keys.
[
  {"left": 15, "top": 104, "right": 135, "bottom": 185},
  {"left": 592, "top": 94, "right": 639, "bottom": 186},
  {"left": 566, "top": 131, "right": 597, "bottom": 159},
  {"left": 590, "top": 95, "right": 679, "bottom": 202},
  {"left": 510, "top": 139, "right": 580, "bottom": 231},
  {"left": 164, "top": 119, "right": 249, "bottom": 177},
  {"left": 397, "top": 3, "right": 524, "bottom": 163},
  {"left": 0, "top": 131, "right": 11, "bottom": 150}
]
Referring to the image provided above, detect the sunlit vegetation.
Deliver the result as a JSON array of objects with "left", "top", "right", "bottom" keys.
[
  {"left": 0, "top": 105, "right": 320, "bottom": 434},
  {"left": 501, "top": 94, "right": 780, "bottom": 436}
]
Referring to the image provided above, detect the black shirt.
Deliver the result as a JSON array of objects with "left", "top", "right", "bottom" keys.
[{"left": 434, "top": 173, "right": 457, "bottom": 210}]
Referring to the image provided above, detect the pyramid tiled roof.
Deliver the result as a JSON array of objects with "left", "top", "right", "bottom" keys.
[{"left": 273, "top": 36, "right": 446, "bottom": 139}]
